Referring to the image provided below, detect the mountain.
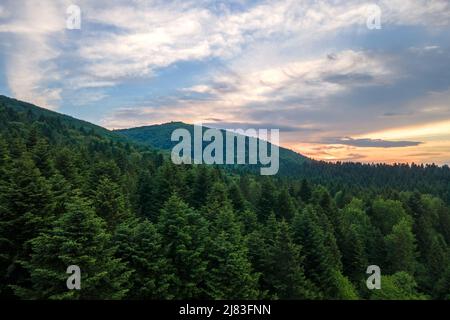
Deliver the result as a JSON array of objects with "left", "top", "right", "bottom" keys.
[
  {"left": 0, "top": 95, "right": 121, "bottom": 141},
  {"left": 115, "top": 122, "right": 309, "bottom": 175},
  {"left": 1, "top": 94, "right": 450, "bottom": 200},
  {"left": 116, "top": 122, "right": 450, "bottom": 203},
  {"left": 1, "top": 94, "right": 450, "bottom": 300}
]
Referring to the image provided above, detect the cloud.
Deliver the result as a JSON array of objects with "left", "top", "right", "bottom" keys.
[
  {"left": 182, "top": 49, "right": 392, "bottom": 108},
  {"left": 70, "top": 90, "right": 108, "bottom": 106},
  {"left": 322, "top": 137, "right": 422, "bottom": 148},
  {"left": 2, "top": 0, "right": 450, "bottom": 111},
  {"left": 77, "top": 2, "right": 234, "bottom": 81},
  {"left": 48, "top": 0, "right": 450, "bottom": 90},
  {"left": 381, "top": 0, "right": 450, "bottom": 27},
  {"left": 101, "top": 48, "right": 393, "bottom": 130},
  {"left": 0, "top": 0, "right": 68, "bottom": 109}
]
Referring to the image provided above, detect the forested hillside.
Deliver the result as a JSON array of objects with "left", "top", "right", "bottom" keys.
[
  {"left": 116, "top": 122, "right": 309, "bottom": 175},
  {"left": 118, "top": 123, "right": 450, "bottom": 204},
  {"left": 0, "top": 96, "right": 449, "bottom": 300}
]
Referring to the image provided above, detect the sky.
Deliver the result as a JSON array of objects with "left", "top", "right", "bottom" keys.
[{"left": 0, "top": 0, "right": 450, "bottom": 164}]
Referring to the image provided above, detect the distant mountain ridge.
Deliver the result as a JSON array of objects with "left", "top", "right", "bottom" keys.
[
  {"left": 115, "top": 122, "right": 310, "bottom": 175},
  {"left": 0, "top": 95, "right": 128, "bottom": 143},
  {"left": 1, "top": 94, "right": 450, "bottom": 202}
]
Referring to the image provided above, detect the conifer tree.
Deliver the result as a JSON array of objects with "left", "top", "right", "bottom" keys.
[
  {"left": 339, "top": 199, "right": 380, "bottom": 281},
  {"left": 157, "top": 194, "right": 209, "bottom": 298},
  {"left": 205, "top": 204, "right": 259, "bottom": 299},
  {"left": 48, "top": 173, "right": 72, "bottom": 217},
  {"left": 54, "top": 147, "right": 80, "bottom": 184},
  {"left": 154, "top": 161, "right": 183, "bottom": 211},
  {"left": 12, "top": 194, "right": 131, "bottom": 299},
  {"left": 264, "top": 218, "right": 318, "bottom": 299},
  {"left": 113, "top": 218, "right": 173, "bottom": 299},
  {"left": 136, "top": 171, "right": 158, "bottom": 220},
  {"left": 277, "top": 188, "right": 297, "bottom": 220},
  {"left": 257, "top": 178, "right": 277, "bottom": 221},
  {"left": 425, "top": 234, "right": 450, "bottom": 297},
  {"left": 299, "top": 178, "right": 312, "bottom": 203},
  {"left": 0, "top": 154, "right": 53, "bottom": 292},
  {"left": 292, "top": 206, "right": 342, "bottom": 298},
  {"left": 0, "top": 134, "right": 10, "bottom": 175},
  {"left": 93, "top": 176, "right": 130, "bottom": 229},
  {"left": 191, "top": 165, "right": 212, "bottom": 209},
  {"left": 385, "top": 217, "right": 418, "bottom": 275},
  {"left": 31, "top": 138, "right": 53, "bottom": 178},
  {"left": 228, "top": 182, "right": 247, "bottom": 212}
]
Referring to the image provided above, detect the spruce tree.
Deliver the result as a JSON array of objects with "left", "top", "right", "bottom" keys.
[
  {"left": 0, "top": 134, "right": 10, "bottom": 175},
  {"left": 385, "top": 217, "right": 418, "bottom": 275},
  {"left": 264, "top": 218, "right": 318, "bottom": 299},
  {"left": 205, "top": 203, "right": 259, "bottom": 299},
  {"left": 93, "top": 176, "right": 130, "bottom": 229},
  {"left": 299, "top": 178, "right": 312, "bottom": 203},
  {"left": 292, "top": 206, "right": 342, "bottom": 298},
  {"left": 113, "top": 218, "right": 173, "bottom": 299},
  {"left": 257, "top": 178, "right": 277, "bottom": 221},
  {"left": 136, "top": 171, "right": 158, "bottom": 220},
  {"left": 276, "top": 188, "right": 297, "bottom": 220},
  {"left": 31, "top": 138, "right": 53, "bottom": 178},
  {"left": 0, "top": 154, "right": 53, "bottom": 293},
  {"left": 228, "top": 182, "right": 247, "bottom": 212},
  {"left": 191, "top": 165, "right": 212, "bottom": 209},
  {"left": 157, "top": 194, "right": 209, "bottom": 299},
  {"left": 12, "top": 194, "right": 131, "bottom": 299},
  {"left": 338, "top": 199, "right": 380, "bottom": 281}
]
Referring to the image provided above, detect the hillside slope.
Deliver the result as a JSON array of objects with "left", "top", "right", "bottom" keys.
[
  {"left": 1, "top": 95, "right": 449, "bottom": 300},
  {"left": 115, "top": 122, "right": 309, "bottom": 175},
  {"left": 0, "top": 95, "right": 123, "bottom": 141}
]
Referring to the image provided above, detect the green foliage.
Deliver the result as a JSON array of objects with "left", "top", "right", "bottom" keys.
[
  {"left": 12, "top": 195, "right": 131, "bottom": 299},
  {"left": 385, "top": 218, "right": 418, "bottom": 274},
  {"left": 299, "top": 178, "right": 312, "bottom": 203},
  {"left": 263, "top": 217, "right": 318, "bottom": 299},
  {"left": 276, "top": 188, "right": 297, "bottom": 220},
  {"left": 370, "top": 272, "right": 427, "bottom": 300},
  {"left": 371, "top": 198, "right": 409, "bottom": 235},
  {"left": 333, "top": 271, "right": 359, "bottom": 300},
  {"left": 205, "top": 203, "right": 260, "bottom": 299},
  {"left": 157, "top": 194, "right": 209, "bottom": 299},
  {"left": 292, "top": 206, "right": 343, "bottom": 298},
  {"left": 113, "top": 218, "right": 173, "bottom": 299},
  {"left": 257, "top": 178, "right": 277, "bottom": 221},
  {"left": 93, "top": 177, "right": 130, "bottom": 229},
  {"left": 0, "top": 95, "right": 449, "bottom": 300}
]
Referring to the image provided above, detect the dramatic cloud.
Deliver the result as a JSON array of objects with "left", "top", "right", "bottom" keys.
[
  {"left": 182, "top": 50, "right": 392, "bottom": 109},
  {"left": 1, "top": 0, "right": 450, "bottom": 164}
]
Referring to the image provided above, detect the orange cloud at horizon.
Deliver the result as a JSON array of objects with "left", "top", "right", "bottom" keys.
[{"left": 287, "top": 119, "right": 450, "bottom": 165}]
